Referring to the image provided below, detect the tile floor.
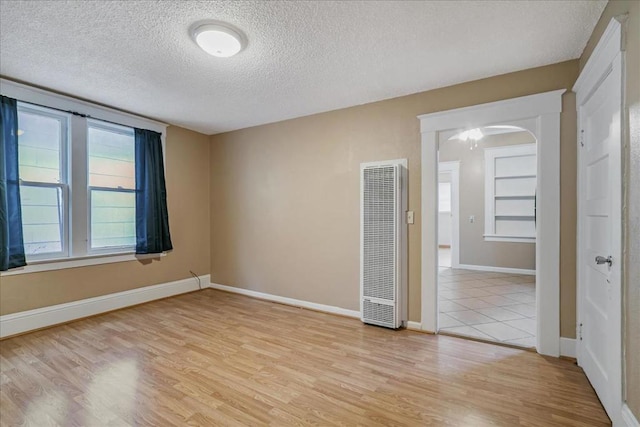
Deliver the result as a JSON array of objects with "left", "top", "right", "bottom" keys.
[{"left": 438, "top": 267, "right": 536, "bottom": 348}]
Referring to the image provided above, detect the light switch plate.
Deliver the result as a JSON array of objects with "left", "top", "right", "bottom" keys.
[{"left": 407, "top": 211, "right": 414, "bottom": 224}]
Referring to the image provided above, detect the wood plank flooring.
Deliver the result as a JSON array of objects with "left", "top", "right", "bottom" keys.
[{"left": 1, "top": 289, "right": 610, "bottom": 426}]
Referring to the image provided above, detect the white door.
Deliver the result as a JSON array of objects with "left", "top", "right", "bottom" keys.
[{"left": 576, "top": 30, "right": 622, "bottom": 425}]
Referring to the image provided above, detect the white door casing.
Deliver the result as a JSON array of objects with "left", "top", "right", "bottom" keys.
[
  {"left": 574, "top": 18, "right": 623, "bottom": 426},
  {"left": 419, "top": 90, "right": 564, "bottom": 357}
]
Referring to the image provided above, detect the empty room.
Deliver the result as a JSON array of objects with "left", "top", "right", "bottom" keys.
[{"left": 0, "top": 1, "right": 638, "bottom": 426}]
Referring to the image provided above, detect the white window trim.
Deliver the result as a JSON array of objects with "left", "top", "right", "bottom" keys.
[
  {"left": 483, "top": 143, "right": 537, "bottom": 243},
  {"left": 86, "top": 119, "right": 136, "bottom": 254},
  {"left": 16, "top": 103, "right": 71, "bottom": 260},
  {"left": 0, "top": 252, "right": 166, "bottom": 276},
  {"left": 0, "top": 79, "right": 167, "bottom": 134},
  {"left": 0, "top": 79, "right": 168, "bottom": 276}
]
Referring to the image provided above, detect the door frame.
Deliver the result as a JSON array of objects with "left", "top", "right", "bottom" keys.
[
  {"left": 418, "top": 89, "right": 565, "bottom": 357},
  {"left": 573, "top": 17, "right": 624, "bottom": 425},
  {"left": 438, "top": 161, "right": 460, "bottom": 268}
]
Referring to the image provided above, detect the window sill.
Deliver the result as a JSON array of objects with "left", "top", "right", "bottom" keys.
[
  {"left": 483, "top": 234, "right": 536, "bottom": 243},
  {"left": 0, "top": 252, "right": 167, "bottom": 277}
]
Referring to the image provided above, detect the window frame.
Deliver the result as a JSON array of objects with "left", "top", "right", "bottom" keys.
[
  {"left": 16, "top": 103, "right": 71, "bottom": 261},
  {"left": 88, "top": 187, "right": 137, "bottom": 254},
  {"left": 86, "top": 119, "right": 137, "bottom": 254},
  {"left": 483, "top": 143, "right": 537, "bottom": 243},
  {"left": 0, "top": 78, "right": 167, "bottom": 276}
]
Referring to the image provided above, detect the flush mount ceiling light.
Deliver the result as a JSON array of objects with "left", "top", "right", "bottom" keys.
[{"left": 191, "top": 23, "right": 244, "bottom": 58}]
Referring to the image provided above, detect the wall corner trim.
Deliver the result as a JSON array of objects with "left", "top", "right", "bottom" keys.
[
  {"left": 622, "top": 404, "right": 640, "bottom": 427},
  {"left": 0, "top": 274, "right": 210, "bottom": 339},
  {"left": 559, "top": 337, "right": 576, "bottom": 358},
  {"left": 208, "top": 282, "right": 360, "bottom": 319}
]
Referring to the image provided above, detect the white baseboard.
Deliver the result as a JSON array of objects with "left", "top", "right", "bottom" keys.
[
  {"left": 208, "top": 282, "right": 360, "bottom": 319},
  {"left": 622, "top": 404, "right": 640, "bottom": 427},
  {"left": 406, "top": 321, "right": 422, "bottom": 331},
  {"left": 560, "top": 337, "right": 576, "bottom": 358},
  {"left": 456, "top": 263, "right": 536, "bottom": 276},
  {"left": 0, "top": 274, "right": 210, "bottom": 339}
]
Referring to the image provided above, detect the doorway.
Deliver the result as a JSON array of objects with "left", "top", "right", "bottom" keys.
[
  {"left": 419, "top": 89, "right": 565, "bottom": 357},
  {"left": 438, "top": 171, "right": 452, "bottom": 268},
  {"left": 437, "top": 128, "right": 537, "bottom": 348},
  {"left": 438, "top": 161, "right": 459, "bottom": 269}
]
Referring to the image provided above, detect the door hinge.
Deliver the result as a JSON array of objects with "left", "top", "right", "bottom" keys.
[
  {"left": 580, "top": 129, "right": 585, "bottom": 147},
  {"left": 579, "top": 322, "right": 583, "bottom": 341}
]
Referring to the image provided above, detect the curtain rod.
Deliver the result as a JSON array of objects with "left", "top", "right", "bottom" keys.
[
  {"left": 0, "top": 77, "right": 166, "bottom": 132},
  {"left": 17, "top": 98, "right": 161, "bottom": 133}
]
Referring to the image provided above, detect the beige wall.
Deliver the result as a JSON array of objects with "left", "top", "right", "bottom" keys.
[
  {"left": 210, "top": 60, "right": 579, "bottom": 332},
  {"left": 580, "top": 0, "right": 640, "bottom": 419},
  {"left": 439, "top": 131, "right": 536, "bottom": 270},
  {"left": 0, "top": 126, "right": 211, "bottom": 315}
]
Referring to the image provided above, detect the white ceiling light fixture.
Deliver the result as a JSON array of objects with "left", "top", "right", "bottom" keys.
[
  {"left": 456, "top": 128, "right": 484, "bottom": 150},
  {"left": 192, "top": 23, "right": 245, "bottom": 58}
]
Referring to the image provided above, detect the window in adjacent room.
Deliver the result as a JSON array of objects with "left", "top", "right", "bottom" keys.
[{"left": 438, "top": 182, "right": 451, "bottom": 213}]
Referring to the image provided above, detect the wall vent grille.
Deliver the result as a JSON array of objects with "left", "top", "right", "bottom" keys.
[
  {"left": 362, "top": 166, "right": 396, "bottom": 301},
  {"left": 360, "top": 161, "right": 405, "bottom": 329},
  {"left": 363, "top": 299, "right": 395, "bottom": 328}
]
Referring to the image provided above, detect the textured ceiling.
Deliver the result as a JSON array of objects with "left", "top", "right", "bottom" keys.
[{"left": 0, "top": 0, "right": 606, "bottom": 135}]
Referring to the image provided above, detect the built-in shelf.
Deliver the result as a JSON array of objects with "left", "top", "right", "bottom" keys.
[
  {"left": 495, "top": 215, "right": 535, "bottom": 220},
  {"left": 483, "top": 234, "right": 536, "bottom": 243},
  {"left": 485, "top": 143, "right": 537, "bottom": 243},
  {"left": 494, "top": 174, "right": 536, "bottom": 179},
  {"left": 495, "top": 195, "right": 536, "bottom": 199}
]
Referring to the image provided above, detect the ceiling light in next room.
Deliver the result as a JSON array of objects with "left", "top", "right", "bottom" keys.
[
  {"left": 454, "top": 128, "right": 484, "bottom": 150},
  {"left": 191, "top": 23, "right": 245, "bottom": 58}
]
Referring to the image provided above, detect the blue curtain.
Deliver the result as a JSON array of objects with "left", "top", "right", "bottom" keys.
[
  {"left": 134, "top": 128, "right": 173, "bottom": 254},
  {"left": 0, "top": 95, "right": 26, "bottom": 271}
]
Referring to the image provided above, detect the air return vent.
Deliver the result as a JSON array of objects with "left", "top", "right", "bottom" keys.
[{"left": 360, "top": 160, "right": 407, "bottom": 329}]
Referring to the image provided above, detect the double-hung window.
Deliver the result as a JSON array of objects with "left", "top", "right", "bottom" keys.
[
  {"left": 2, "top": 78, "right": 166, "bottom": 273},
  {"left": 17, "top": 104, "right": 69, "bottom": 260},
  {"left": 87, "top": 121, "right": 136, "bottom": 252},
  {"left": 17, "top": 103, "right": 138, "bottom": 261}
]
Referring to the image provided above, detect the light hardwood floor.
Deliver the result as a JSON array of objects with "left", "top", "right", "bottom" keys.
[{"left": 1, "top": 289, "right": 609, "bottom": 426}]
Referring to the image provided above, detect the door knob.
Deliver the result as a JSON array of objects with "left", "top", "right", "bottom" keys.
[{"left": 595, "top": 255, "right": 613, "bottom": 267}]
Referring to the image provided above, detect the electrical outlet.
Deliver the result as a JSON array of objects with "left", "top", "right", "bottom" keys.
[{"left": 469, "top": 215, "right": 475, "bottom": 223}]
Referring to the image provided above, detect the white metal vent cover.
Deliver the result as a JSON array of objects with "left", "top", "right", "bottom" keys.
[{"left": 360, "top": 159, "right": 407, "bottom": 329}]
